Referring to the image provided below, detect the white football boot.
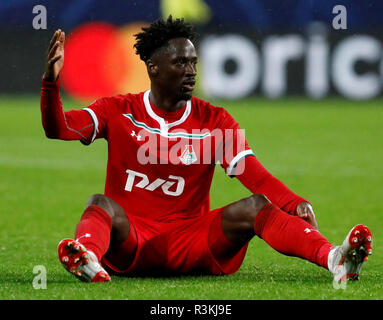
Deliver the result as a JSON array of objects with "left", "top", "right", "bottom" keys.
[
  {"left": 58, "top": 239, "right": 111, "bottom": 282},
  {"left": 328, "top": 224, "right": 372, "bottom": 283}
]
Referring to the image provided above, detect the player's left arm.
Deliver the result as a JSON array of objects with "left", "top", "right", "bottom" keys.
[
  {"left": 218, "top": 109, "right": 318, "bottom": 229},
  {"left": 234, "top": 155, "right": 319, "bottom": 230}
]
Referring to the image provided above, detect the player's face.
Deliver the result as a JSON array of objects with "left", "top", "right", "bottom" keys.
[{"left": 152, "top": 38, "right": 197, "bottom": 101}]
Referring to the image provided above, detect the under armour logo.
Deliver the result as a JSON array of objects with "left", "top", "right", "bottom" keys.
[
  {"left": 304, "top": 228, "right": 318, "bottom": 234},
  {"left": 131, "top": 130, "right": 142, "bottom": 141},
  {"left": 76, "top": 233, "right": 91, "bottom": 242}
]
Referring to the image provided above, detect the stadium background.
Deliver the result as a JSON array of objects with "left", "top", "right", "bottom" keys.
[
  {"left": 2, "top": 0, "right": 383, "bottom": 101},
  {"left": 0, "top": 0, "right": 382, "bottom": 301}
]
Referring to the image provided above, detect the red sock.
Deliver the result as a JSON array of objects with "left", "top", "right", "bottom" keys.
[
  {"left": 254, "top": 203, "right": 332, "bottom": 269},
  {"left": 74, "top": 205, "right": 112, "bottom": 261}
]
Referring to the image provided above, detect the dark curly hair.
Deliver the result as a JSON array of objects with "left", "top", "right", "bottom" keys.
[{"left": 134, "top": 15, "right": 197, "bottom": 62}]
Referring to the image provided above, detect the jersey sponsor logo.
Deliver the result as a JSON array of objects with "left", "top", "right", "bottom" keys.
[
  {"left": 179, "top": 145, "right": 198, "bottom": 165},
  {"left": 125, "top": 169, "right": 185, "bottom": 196}
]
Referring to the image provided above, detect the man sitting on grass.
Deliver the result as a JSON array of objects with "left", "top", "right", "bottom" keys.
[{"left": 40, "top": 16, "right": 372, "bottom": 283}]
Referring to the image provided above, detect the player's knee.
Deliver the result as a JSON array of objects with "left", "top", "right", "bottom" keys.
[
  {"left": 86, "top": 194, "right": 131, "bottom": 246},
  {"left": 221, "top": 194, "right": 270, "bottom": 244},
  {"left": 238, "top": 194, "right": 270, "bottom": 223},
  {"left": 246, "top": 194, "right": 270, "bottom": 214},
  {"left": 224, "top": 194, "right": 270, "bottom": 224},
  {"left": 86, "top": 194, "right": 116, "bottom": 220}
]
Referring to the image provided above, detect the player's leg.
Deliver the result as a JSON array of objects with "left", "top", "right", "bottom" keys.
[
  {"left": 58, "top": 194, "right": 137, "bottom": 282},
  {"left": 212, "top": 193, "right": 372, "bottom": 280},
  {"left": 76, "top": 193, "right": 134, "bottom": 256},
  {"left": 207, "top": 195, "right": 265, "bottom": 267},
  {"left": 217, "top": 194, "right": 332, "bottom": 268}
]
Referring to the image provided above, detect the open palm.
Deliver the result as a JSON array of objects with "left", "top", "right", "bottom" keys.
[{"left": 43, "top": 29, "right": 65, "bottom": 81}]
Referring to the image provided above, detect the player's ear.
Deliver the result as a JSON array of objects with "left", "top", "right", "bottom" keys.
[{"left": 146, "top": 59, "right": 159, "bottom": 77}]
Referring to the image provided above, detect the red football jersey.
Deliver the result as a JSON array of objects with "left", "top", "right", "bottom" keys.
[
  {"left": 80, "top": 90, "right": 253, "bottom": 221},
  {"left": 41, "top": 79, "right": 308, "bottom": 217}
]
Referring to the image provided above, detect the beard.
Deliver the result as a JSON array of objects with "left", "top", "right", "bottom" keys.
[{"left": 179, "top": 87, "right": 193, "bottom": 101}]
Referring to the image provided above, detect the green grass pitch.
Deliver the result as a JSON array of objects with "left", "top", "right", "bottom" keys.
[{"left": 0, "top": 94, "right": 382, "bottom": 300}]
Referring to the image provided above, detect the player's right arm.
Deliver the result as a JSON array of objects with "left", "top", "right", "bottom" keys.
[
  {"left": 40, "top": 29, "right": 100, "bottom": 144},
  {"left": 43, "top": 29, "right": 64, "bottom": 82}
]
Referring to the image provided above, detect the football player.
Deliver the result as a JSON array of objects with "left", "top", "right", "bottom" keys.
[{"left": 41, "top": 16, "right": 372, "bottom": 283}]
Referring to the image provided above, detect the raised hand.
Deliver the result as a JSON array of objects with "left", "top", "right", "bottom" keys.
[{"left": 43, "top": 29, "right": 65, "bottom": 82}]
